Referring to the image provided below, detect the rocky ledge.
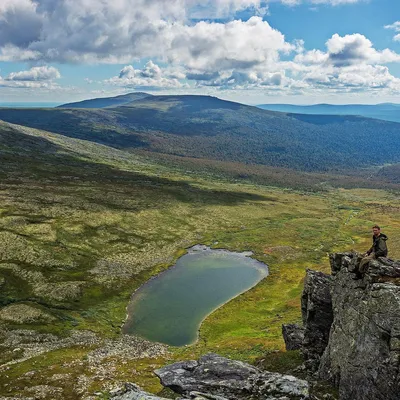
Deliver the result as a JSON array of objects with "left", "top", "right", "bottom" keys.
[
  {"left": 284, "top": 253, "right": 400, "bottom": 400},
  {"left": 111, "top": 353, "right": 309, "bottom": 400}
]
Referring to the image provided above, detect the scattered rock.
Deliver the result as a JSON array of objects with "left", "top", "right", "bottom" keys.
[
  {"left": 109, "top": 383, "right": 175, "bottom": 400},
  {"left": 0, "top": 304, "right": 56, "bottom": 324},
  {"left": 0, "top": 329, "right": 100, "bottom": 369},
  {"left": 25, "top": 384, "right": 63, "bottom": 399},
  {"left": 87, "top": 334, "right": 169, "bottom": 366},
  {"left": 282, "top": 324, "right": 304, "bottom": 351},
  {"left": 155, "top": 353, "right": 309, "bottom": 399}
]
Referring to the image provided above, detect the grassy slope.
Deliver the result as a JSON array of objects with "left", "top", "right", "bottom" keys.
[{"left": 0, "top": 121, "right": 399, "bottom": 399}]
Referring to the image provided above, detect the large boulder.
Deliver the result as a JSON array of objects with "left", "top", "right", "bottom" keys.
[
  {"left": 318, "top": 253, "right": 400, "bottom": 400},
  {"left": 282, "top": 324, "right": 304, "bottom": 351},
  {"left": 155, "top": 353, "right": 309, "bottom": 399},
  {"left": 109, "top": 383, "right": 230, "bottom": 400},
  {"left": 301, "top": 270, "right": 333, "bottom": 372}
]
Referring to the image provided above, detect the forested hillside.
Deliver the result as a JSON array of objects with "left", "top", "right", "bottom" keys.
[
  {"left": 57, "top": 92, "right": 151, "bottom": 109},
  {"left": 257, "top": 103, "right": 400, "bottom": 124},
  {"left": 0, "top": 95, "right": 399, "bottom": 173}
]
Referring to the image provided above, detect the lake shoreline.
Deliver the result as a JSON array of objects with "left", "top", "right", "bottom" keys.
[{"left": 123, "top": 244, "right": 269, "bottom": 347}]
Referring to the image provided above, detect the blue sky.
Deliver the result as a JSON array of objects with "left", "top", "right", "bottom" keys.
[{"left": 0, "top": 0, "right": 399, "bottom": 105}]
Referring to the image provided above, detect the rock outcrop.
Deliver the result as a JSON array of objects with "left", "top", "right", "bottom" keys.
[
  {"left": 297, "top": 253, "right": 400, "bottom": 400},
  {"left": 301, "top": 270, "right": 333, "bottom": 372},
  {"left": 110, "top": 383, "right": 230, "bottom": 400},
  {"left": 318, "top": 253, "right": 400, "bottom": 400},
  {"left": 155, "top": 353, "right": 309, "bottom": 399},
  {"left": 282, "top": 324, "right": 304, "bottom": 351}
]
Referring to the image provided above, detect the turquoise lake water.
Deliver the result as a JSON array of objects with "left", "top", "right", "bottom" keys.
[{"left": 123, "top": 245, "right": 269, "bottom": 346}]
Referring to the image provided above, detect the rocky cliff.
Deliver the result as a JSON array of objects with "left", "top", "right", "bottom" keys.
[{"left": 286, "top": 252, "right": 400, "bottom": 400}]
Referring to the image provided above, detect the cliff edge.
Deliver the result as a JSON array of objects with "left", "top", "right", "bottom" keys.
[{"left": 287, "top": 253, "right": 400, "bottom": 400}]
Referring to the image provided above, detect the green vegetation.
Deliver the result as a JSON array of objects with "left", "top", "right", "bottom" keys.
[
  {"left": 0, "top": 117, "right": 399, "bottom": 399},
  {"left": 257, "top": 102, "right": 400, "bottom": 124},
  {"left": 57, "top": 92, "right": 151, "bottom": 109},
  {"left": 0, "top": 95, "right": 399, "bottom": 176}
]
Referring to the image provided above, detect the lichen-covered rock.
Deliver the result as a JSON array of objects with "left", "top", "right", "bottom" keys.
[
  {"left": 318, "top": 253, "right": 400, "bottom": 400},
  {"left": 109, "top": 383, "right": 167, "bottom": 400},
  {"left": 155, "top": 353, "right": 309, "bottom": 399},
  {"left": 108, "top": 383, "right": 230, "bottom": 400},
  {"left": 282, "top": 324, "right": 304, "bottom": 351},
  {"left": 301, "top": 270, "right": 333, "bottom": 372}
]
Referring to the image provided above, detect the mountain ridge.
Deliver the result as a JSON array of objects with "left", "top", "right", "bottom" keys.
[
  {"left": 0, "top": 94, "right": 399, "bottom": 174},
  {"left": 57, "top": 92, "right": 152, "bottom": 109},
  {"left": 257, "top": 103, "right": 400, "bottom": 123}
]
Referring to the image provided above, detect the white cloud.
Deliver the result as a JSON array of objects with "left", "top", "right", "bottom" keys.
[
  {"left": 288, "top": 33, "right": 400, "bottom": 93},
  {"left": 0, "top": 44, "right": 40, "bottom": 61},
  {"left": 0, "top": 0, "right": 366, "bottom": 65},
  {"left": 0, "top": 0, "right": 397, "bottom": 97},
  {"left": 106, "top": 61, "right": 184, "bottom": 89},
  {"left": 168, "top": 17, "right": 293, "bottom": 72},
  {"left": 7, "top": 66, "right": 60, "bottom": 81},
  {"left": 385, "top": 21, "right": 400, "bottom": 42},
  {"left": 326, "top": 34, "right": 400, "bottom": 66},
  {"left": 302, "top": 64, "right": 400, "bottom": 91},
  {"left": 0, "top": 65, "right": 61, "bottom": 88}
]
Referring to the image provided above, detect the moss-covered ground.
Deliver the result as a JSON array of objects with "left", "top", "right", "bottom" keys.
[{"left": 0, "top": 122, "right": 399, "bottom": 399}]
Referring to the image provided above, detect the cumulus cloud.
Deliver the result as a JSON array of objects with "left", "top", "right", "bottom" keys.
[
  {"left": 0, "top": 0, "right": 397, "bottom": 96},
  {"left": 168, "top": 17, "right": 293, "bottom": 72},
  {"left": 385, "top": 21, "right": 400, "bottom": 42},
  {"left": 0, "top": 65, "right": 61, "bottom": 88},
  {"left": 0, "top": 0, "right": 271, "bottom": 63},
  {"left": 7, "top": 66, "right": 60, "bottom": 81},
  {"left": 302, "top": 64, "right": 400, "bottom": 91},
  {"left": 0, "top": 0, "right": 365, "bottom": 65},
  {"left": 289, "top": 33, "right": 400, "bottom": 93},
  {"left": 106, "top": 61, "right": 184, "bottom": 89},
  {"left": 326, "top": 34, "right": 400, "bottom": 66}
]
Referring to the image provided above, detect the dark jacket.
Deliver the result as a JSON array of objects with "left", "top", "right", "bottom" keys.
[{"left": 368, "top": 233, "right": 388, "bottom": 257}]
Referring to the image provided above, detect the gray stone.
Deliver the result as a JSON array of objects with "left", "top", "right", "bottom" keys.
[
  {"left": 187, "top": 392, "right": 229, "bottom": 400},
  {"left": 155, "top": 353, "right": 309, "bottom": 399},
  {"left": 109, "top": 383, "right": 169, "bottom": 400},
  {"left": 301, "top": 270, "right": 333, "bottom": 372},
  {"left": 282, "top": 324, "right": 304, "bottom": 351},
  {"left": 318, "top": 253, "right": 400, "bottom": 400}
]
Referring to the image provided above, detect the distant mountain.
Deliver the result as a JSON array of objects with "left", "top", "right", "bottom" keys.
[
  {"left": 1, "top": 95, "right": 399, "bottom": 173},
  {"left": 257, "top": 103, "right": 400, "bottom": 124},
  {"left": 57, "top": 92, "right": 152, "bottom": 109}
]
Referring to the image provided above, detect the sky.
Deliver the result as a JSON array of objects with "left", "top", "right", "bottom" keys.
[{"left": 0, "top": 0, "right": 400, "bottom": 105}]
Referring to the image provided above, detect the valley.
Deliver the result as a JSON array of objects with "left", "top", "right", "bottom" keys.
[{"left": 0, "top": 95, "right": 399, "bottom": 399}]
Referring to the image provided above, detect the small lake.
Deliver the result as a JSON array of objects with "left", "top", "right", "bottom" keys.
[{"left": 123, "top": 245, "right": 269, "bottom": 346}]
